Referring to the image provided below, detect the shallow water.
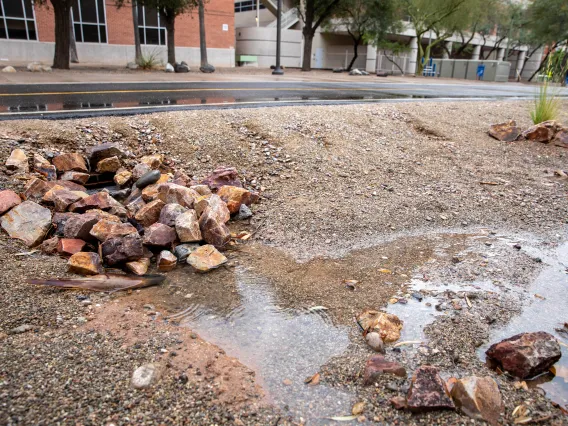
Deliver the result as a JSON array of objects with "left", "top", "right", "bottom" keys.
[
  {"left": 479, "top": 242, "right": 568, "bottom": 408},
  {"left": 167, "top": 267, "right": 355, "bottom": 422}
]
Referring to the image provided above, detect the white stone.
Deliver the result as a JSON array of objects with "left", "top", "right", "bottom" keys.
[
  {"left": 131, "top": 363, "right": 160, "bottom": 389},
  {"left": 165, "top": 63, "right": 174, "bottom": 73},
  {"left": 1, "top": 66, "right": 16, "bottom": 73}
]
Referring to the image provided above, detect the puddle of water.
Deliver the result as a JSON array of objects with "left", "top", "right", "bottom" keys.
[
  {"left": 167, "top": 267, "right": 355, "bottom": 422},
  {"left": 386, "top": 295, "right": 440, "bottom": 341},
  {"left": 479, "top": 242, "right": 568, "bottom": 408}
]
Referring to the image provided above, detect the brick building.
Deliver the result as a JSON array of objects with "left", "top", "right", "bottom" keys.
[{"left": 0, "top": 0, "right": 235, "bottom": 66}]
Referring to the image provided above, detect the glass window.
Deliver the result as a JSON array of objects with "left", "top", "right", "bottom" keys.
[
  {"left": 234, "top": 1, "right": 265, "bottom": 13},
  {"left": 71, "top": 0, "right": 107, "bottom": 43},
  {"left": 0, "top": 0, "right": 38, "bottom": 41},
  {"left": 138, "top": 6, "right": 165, "bottom": 45}
]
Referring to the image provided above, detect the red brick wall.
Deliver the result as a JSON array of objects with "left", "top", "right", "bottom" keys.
[{"left": 32, "top": 0, "right": 234, "bottom": 49}]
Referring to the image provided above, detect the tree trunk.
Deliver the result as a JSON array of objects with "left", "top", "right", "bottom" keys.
[
  {"left": 51, "top": 0, "right": 71, "bottom": 69},
  {"left": 198, "top": 0, "right": 214, "bottom": 71},
  {"left": 529, "top": 42, "right": 557, "bottom": 82},
  {"left": 132, "top": 0, "right": 142, "bottom": 63},
  {"left": 347, "top": 37, "right": 361, "bottom": 71},
  {"left": 302, "top": 29, "right": 314, "bottom": 71},
  {"left": 163, "top": 12, "right": 176, "bottom": 65},
  {"left": 416, "top": 39, "right": 425, "bottom": 75},
  {"left": 69, "top": 7, "right": 78, "bottom": 63}
]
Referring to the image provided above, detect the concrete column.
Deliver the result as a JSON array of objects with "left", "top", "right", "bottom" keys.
[
  {"left": 521, "top": 45, "right": 545, "bottom": 80},
  {"left": 443, "top": 41, "right": 452, "bottom": 59},
  {"left": 515, "top": 50, "right": 527, "bottom": 79},
  {"left": 471, "top": 45, "right": 481, "bottom": 60},
  {"left": 497, "top": 48, "right": 505, "bottom": 61},
  {"left": 407, "top": 37, "right": 418, "bottom": 75},
  {"left": 365, "top": 44, "right": 377, "bottom": 73}
]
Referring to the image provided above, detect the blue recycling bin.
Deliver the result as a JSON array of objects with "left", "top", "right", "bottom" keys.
[{"left": 477, "top": 64, "right": 485, "bottom": 80}]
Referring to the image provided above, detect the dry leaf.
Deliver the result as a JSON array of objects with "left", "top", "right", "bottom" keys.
[
  {"left": 304, "top": 372, "right": 320, "bottom": 386},
  {"left": 328, "top": 415, "right": 358, "bottom": 421},
  {"left": 343, "top": 279, "right": 358, "bottom": 290},
  {"left": 15, "top": 250, "right": 38, "bottom": 256},
  {"left": 393, "top": 340, "right": 422, "bottom": 347},
  {"left": 465, "top": 296, "right": 472, "bottom": 308},
  {"left": 378, "top": 268, "right": 392, "bottom": 274},
  {"left": 534, "top": 294, "right": 546, "bottom": 300}
]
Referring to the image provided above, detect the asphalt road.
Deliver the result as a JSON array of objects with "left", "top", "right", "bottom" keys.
[{"left": 1, "top": 81, "right": 566, "bottom": 120}]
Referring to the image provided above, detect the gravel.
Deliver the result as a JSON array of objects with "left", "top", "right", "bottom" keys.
[{"left": 1, "top": 100, "right": 568, "bottom": 424}]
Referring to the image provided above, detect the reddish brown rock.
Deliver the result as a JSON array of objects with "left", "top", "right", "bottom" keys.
[
  {"left": 157, "top": 183, "right": 200, "bottom": 208},
  {"left": 125, "top": 258, "right": 150, "bottom": 275},
  {"left": 41, "top": 185, "right": 66, "bottom": 203},
  {"left": 52, "top": 212, "right": 77, "bottom": 236},
  {"left": 485, "top": 331, "right": 561, "bottom": 379},
  {"left": 195, "top": 194, "right": 230, "bottom": 223},
  {"left": 52, "top": 153, "right": 88, "bottom": 173},
  {"left": 51, "top": 189, "right": 87, "bottom": 212},
  {"left": 187, "top": 244, "right": 227, "bottom": 272},
  {"left": 141, "top": 184, "right": 160, "bottom": 202},
  {"left": 553, "top": 128, "right": 568, "bottom": 148},
  {"left": 363, "top": 355, "right": 407, "bottom": 384},
  {"left": 198, "top": 206, "right": 231, "bottom": 248},
  {"left": 200, "top": 166, "right": 242, "bottom": 190},
  {"left": 87, "top": 143, "right": 124, "bottom": 167},
  {"left": 90, "top": 220, "right": 138, "bottom": 242},
  {"left": 450, "top": 376, "right": 502, "bottom": 425},
  {"left": 217, "top": 185, "right": 252, "bottom": 214},
  {"left": 173, "top": 170, "right": 192, "bottom": 186},
  {"left": 69, "top": 192, "right": 124, "bottom": 215},
  {"left": 56, "top": 180, "right": 88, "bottom": 192},
  {"left": 406, "top": 366, "right": 455, "bottom": 413},
  {"left": 175, "top": 210, "right": 202, "bottom": 242},
  {"left": 60, "top": 171, "right": 90, "bottom": 185},
  {"left": 390, "top": 396, "right": 407, "bottom": 410},
  {"left": 157, "top": 250, "right": 177, "bottom": 272},
  {"left": 68, "top": 252, "right": 104, "bottom": 275},
  {"left": 143, "top": 223, "right": 177, "bottom": 247},
  {"left": 523, "top": 123, "right": 555, "bottom": 143},
  {"left": 190, "top": 185, "right": 212, "bottom": 196},
  {"left": 140, "top": 154, "right": 163, "bottom": 169},
  {"left": 488, "top": 120, "right": 521, "bottom": 142},
  {"left": 6, "top": 149, "right": 29, "bottom": 173},
  {"left": 158, "top": 203, "right": 187, "bottom": 226},
  {"left": 1, "top": 201, "right": 51, "bottom": 246},
  {"left": 57, "top": 238, "right": 87, "bottom": 256},
  {"left": 101, "top": 234, "right": 144, "bottom": 266},
  {"left": 95, "top": 156, "right": 121, "bottom": 173},
  {"left": 132, "top": 163, "right": 152, "bottom": 181},
  {"left": 33, "top": 154, "right": 57, "bottom": 181},
  {"left": 114, "top": 168, "right": 132, "bottom": 186},
  {"left": 40, "top": 236, "right": 59, "bottom": 254},
  {"left": 134, "top": 199, "right": 165, "bottom": 227},
  {"left": 23, "top": 178, "right": 51, "bottom": 201},
  {"left": 126, "top": 196, "right": 146, "bottom": 216},
  {"left": 63, "top": 214, "right": 99, "bottom": 241},
  {"left": 0, "top": 190, "right": 21, "bottom": 215}
]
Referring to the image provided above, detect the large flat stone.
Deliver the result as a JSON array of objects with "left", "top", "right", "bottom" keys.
[{"left": 1, "top": 201, "right": 51, "bottom": 246}]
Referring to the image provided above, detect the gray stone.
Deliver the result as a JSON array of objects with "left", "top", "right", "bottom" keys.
[
  {"left": 199, "top": 63, "right": 215, "bottom": 73},
  {"left": 8, "top": 324, "right": 33, "bottom": 334},
  {"left": 175, "top": 62, "right": 190, "bottom": 73},
  {"left": 126, "top": 62, "right": 139, "bottom": 70},
  {"left": 135, "top": 170, "right": 161, "bottom": 189},
  {"left": 365, "top": 332, "right": 385, "bottom": 353},
  {"left": 1, "top": 201, "right": 51, "bottom": 247},
  {"left": 234, "top": 204, "right": 253, "bottom": 220},
  {"left": 174, "top": 243, "right": 200, "bottom": 262}
]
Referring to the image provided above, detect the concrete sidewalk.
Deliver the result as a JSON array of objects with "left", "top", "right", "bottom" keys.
[{"left": 0, "top": 64, "right": 537, "bottom": 88}]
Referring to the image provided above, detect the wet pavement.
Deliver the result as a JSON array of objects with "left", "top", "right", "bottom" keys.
[
  {"left": 145, "top": 229, "right": 568, "bottom": 423},
  {"left": 2, "top": 81, "right": 567, "bottom": 119}
]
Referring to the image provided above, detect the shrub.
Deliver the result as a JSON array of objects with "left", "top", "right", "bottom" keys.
[
  {"left": 530, "top": 82, "right": 561, "bottom": 124},
  {"left": 137, "top": 49, "right": 162, "bottom": 70}
]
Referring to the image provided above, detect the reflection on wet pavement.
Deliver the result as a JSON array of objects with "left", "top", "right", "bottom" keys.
[{"left": 168, "top": 267, "right": 355, "bottom": 422}]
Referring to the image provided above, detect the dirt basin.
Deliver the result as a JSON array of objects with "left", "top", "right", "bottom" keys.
[{"left": 1, "top": 100, "right": 568, "bottom": 425}]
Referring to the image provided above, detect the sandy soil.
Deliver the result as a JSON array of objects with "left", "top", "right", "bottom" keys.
[{"left": 1, "top": 100, "right": 568, "bottom": 425}]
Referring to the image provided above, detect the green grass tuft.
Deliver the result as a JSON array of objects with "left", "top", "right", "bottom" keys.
[
  {"left": 530, "top": 83, "right": 561, "bottom": 124},
  {"left": 137, "top": 50, "right": 162, "bottom": 70}
]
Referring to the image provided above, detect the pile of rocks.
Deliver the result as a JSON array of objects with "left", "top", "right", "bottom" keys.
[
  {"left": 489, "top": 119, "right": 568, "bottom": 147},
  {"left": 0, "top": 143, "right": 258, "bottom": 276},
  {"left": 359, "top": 307, "right": 562, "bottom": 424}
]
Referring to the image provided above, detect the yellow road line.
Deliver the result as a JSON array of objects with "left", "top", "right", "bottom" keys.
[{"left": 0, "top": 87, "right": 428, "bottom": 97}]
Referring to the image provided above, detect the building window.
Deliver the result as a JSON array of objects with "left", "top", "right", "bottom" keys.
[
  {"left": 138, "top": 6, "right": 166, "bottom": 45},
  {"left": 71, "top": 0, "right": 107, "bottom": 43},
  {"left": 0, "top": 0, "right": 38, "bottom": 41},
  {"left": 234, "top": 1, "right": 266, "bottom": 13}
]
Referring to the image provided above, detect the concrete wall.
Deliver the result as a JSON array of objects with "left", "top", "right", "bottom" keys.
[
  {"left": 311, "top": 33, "right": 367, "bottom": 69},
  {"left": 235, "top": 27, "right": 301, "bottom": 67},
  {"left": 235, "top": 9, "right": 275, "bottom": 27},
  {"left": 0, "top": 39, "right": 235, "bottom": 67}
]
